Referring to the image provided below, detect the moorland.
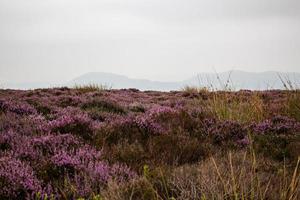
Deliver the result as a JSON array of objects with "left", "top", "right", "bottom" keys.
[{"left": 0, "top": 86, "right": 299, "bottom": 199}]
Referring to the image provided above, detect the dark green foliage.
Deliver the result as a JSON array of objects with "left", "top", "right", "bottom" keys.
[
  {"left": 105, "top": 141, "right": 148, "bottom": 171},
  {"left": 129, "top": 105, "right": 146, "bottom": 113},
  {"left": 82, "top": 99, "right": 126, "bottom": 114},
  {"left": 96, "top": 123, "right": 149, "bottom": 147},
  {"left": 149, "top": 134, "right": 209, "bottom": 165},
  {"left": 53, "top": 122, "right": 94, "bottom": 141},
  {"left": 253, "top": 134, "right": 299, "bottom": 161},
  {"left": 286, "top": 92, "right": 300, "bottom": 121}
]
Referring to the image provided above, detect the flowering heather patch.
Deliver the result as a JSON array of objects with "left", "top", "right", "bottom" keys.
[
  {"left": 0, "top": 113, "right": 49, "bottom": 136},
  {"left": 251, "top": 115, "right": 300, "bottom": 134},
  {"left": 81, "top": 98, "right": 126, "bottom": 114},
  {"left": 0, "top": 88, "right": 299, "bottom": 199},
  {"left": 0, "top": 99, "right": 37, "bottom": 115},
  {"left": 48, "top": 107, "right": 99, "bottom": 140},
  {"left": 0, "top": 156, "right": 41, "bottom": 199},
  {"left": 207, "top": 120, "right": 247, "bottom": 145},
  {"left": 32, "top": 134, "right": 80, "bottom": 156},
  {"left": 147, "top": 105, "right": 177, "bottom": 118}
]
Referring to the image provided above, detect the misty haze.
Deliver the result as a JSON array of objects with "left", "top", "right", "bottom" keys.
[
  {"left": 0, "top": 0, "right": 300, "bottom": 88},
  {"left": 0, "top": 1, "right": 299, "bottom": 200}
]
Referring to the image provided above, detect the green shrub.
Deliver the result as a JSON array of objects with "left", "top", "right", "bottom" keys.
[
  {"left": 95, "top": 123, "right": 148, "bottom": 147},
  {"left": 105, "top": 141, "right": 148, "bottom": 171},
  {"left": 253, "top": 134, "right": 298, "bottom": 161},
  {"left": 149, "top": 134, "right": 208, "bottom": 165},
  {"left": 82, "top": 99, "right": 126, "bottom": 114},
  {"left": 286, "top": 91, "right": 300, "bottom": 121}
]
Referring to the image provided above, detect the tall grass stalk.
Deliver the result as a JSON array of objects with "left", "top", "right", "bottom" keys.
[
  {"left": 209, "top": 92, "right": 264, "bottom": 123},
  {"left": 209, "top": 134, "right": 300, "bottom": 200},
  {"left": 73, "top": 83, "right": 111, "bottom": 93}
]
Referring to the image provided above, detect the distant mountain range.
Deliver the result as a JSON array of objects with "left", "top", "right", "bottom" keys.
[
  {"left": 1, "top": 70, "right": 300, "bottom": 91},
  {"left": 184, "top": 70, "right": 300, "bottom": 90},
  {"left": 69, "top": 71, "right": 300, "bottom": 91},
  {"left": 70, "top": 72, "right": 180, "bottom": 91}
]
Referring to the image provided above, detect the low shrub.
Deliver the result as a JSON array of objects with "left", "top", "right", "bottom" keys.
[
  {"left": 1, "top": 88, "right": 299, "bottom": 199},
  {"left": 286, "top": 91, "right": 300, "bottom": 121},
  {"left": 253, "top": 134, "right": 300, "bottom": 161},
  {"left": 105, "top": 141, "right": 147, "bottom": 171},
  {"left": 149, "top": 134, "right": 208, "bottom": 165},
  {"left": 49, "top": 107, "right": 97, "bottom": 140},
  {"left": 82, "top": 99, "right": 126, "bottom": 114}
]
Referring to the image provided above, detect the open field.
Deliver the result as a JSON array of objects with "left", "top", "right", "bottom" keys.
[{"left": 0, "top": 87, "right": 299, "bottom": 199}]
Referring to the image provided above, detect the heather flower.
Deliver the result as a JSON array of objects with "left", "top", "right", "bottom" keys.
[
  {"left": 0, "top": 130, "right": 14, "bottom": 151},
  {"left": 49, "top": 148, "right": 135, "bottom": 197},
  {"left": 208, "top": 120, "right": 247, "bottom": 145},
  {"left": 1, "top": 88, "right": 296, "bottom": 198},
  {"left": 251, "top": 115, "right": 300, "bottom": 134},
  {"left": 51, "top": 150, "right": 81, "bottom": 170},
  {"left": 135, "top": 116, "right": 165, "bottom": 134},
  {"left": 28, "top": 114, "right": 50, "bottom": 133},
  {"left": 86, "top": 161, "right": 136, "bottom": 186},
  {"left": 0, "top": 156, "right": 41, "bottom": 199},
  {"left": 73, "top": 173, "right": 93, "bottom": 198},
  {"left": 131, "top": 105, "right": 178, "bottom": 134},
  {"left": 49, "top": 107, "right": 97, "bottom": 140},
  {"left": 87, "top": 161, "right": 111, "bottom": 184},
  {"left": 32, "top": 134, "right": 80, "bottom": 156},
  {"left": 75, "top": 145, "right": 102, "bottom": 165},
  {"left": 147, "top": 105, "right": 177, "bottom": 118},
  {"left": 0, "top": 113, "right": 48, "bottom": 136},
  {"left": 0, "top": 131, "right": 39, "bottom": 161},
  {"left": 236, "top": 137, "right": 250, "bottom": 147},
  {"left": 50, "top": 145, "right": 106, "bottom": 179},
  {"left": 110, "top": 163, "right": 137, "bottom": 182},
  {"left": 0, "top": 99, "right": 37, "bottom": 115},
  {"left": 13, "top": 137, "right": 38, "bottom": 161}
]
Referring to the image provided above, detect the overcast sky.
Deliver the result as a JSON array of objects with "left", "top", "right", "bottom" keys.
[{"left": 0, "top": 0, "right": 299, "bottom": 83}]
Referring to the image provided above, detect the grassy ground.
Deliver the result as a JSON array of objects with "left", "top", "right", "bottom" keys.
[{"left": 0, "top": 87, "right": 299, "bottom": 199}]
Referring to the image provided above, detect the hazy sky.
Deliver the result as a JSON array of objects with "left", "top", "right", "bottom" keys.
[{"left": 0, "top": 0, "right": 299, "bottom": 83}]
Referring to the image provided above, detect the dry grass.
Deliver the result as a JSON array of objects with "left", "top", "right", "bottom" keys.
[
  {"left": 100, "top": 149, "right": 299, "bottom": 200},
  {"left": 182, "top": 86, "right": 211, "bottom": 94},
  {"left": 73, "top": 83, "right": 111, "bottom": 93},
  {"left": 285, "top": 91, "right": 300, "bottom": 121},
  {"left": 169, "top": 152, "right": 299, "bottom": 200},
  {"left": 208, "top": 92, "right": 265, "bottom": 123}
]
